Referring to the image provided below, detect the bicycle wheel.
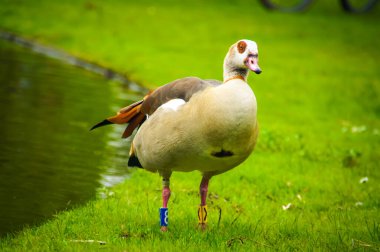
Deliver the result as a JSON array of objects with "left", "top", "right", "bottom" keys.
[
  {"left": 340, "top": 0, "right": 378, "bottom": 13},
  {"left": 260, "top": 0, "right": 314, "bottom": 12}
]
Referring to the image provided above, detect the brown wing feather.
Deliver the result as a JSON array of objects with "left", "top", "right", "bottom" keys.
[
  {"left": 118, "top": 100, "right": 144, "bottom": 114},
  {"left": 107, "top": 102, "right": 142, "bottom": 124},
  {"left": 91, "top": 77, "right": 221, "bottom": 139},
  {"left": 122, "top": 112, "right": 146, "bottom": 138},
  {"left": 90, "top": 100, "right": 144, "bottom": 131},
  {"left": 141, "top": 77, "right": 220, "bottom": 115}
]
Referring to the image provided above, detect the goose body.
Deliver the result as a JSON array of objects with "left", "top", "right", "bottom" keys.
[
  {"left": 91, "top": 39, "right": 262, "bottom": 231},
  {"left": 134, "top": 77, "right": 258, "bottom": 176}
]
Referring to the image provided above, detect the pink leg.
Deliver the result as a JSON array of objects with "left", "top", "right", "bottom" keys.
[
  {"left": 200, "top": 177, "right": 209, "bottom": 206},
  {"left": 198, "top": 177, "right": 210, "bottom": 230},
  {"left": 162, "top": 186, "right": 171, "bottom": 208},
  {"left": 160, "top": 178, "right": 171, "bottom": 232}
]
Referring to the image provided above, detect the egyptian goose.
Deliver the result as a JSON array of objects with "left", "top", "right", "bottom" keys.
[{"left": 92, "top": 39, "right": 261, "bottom": 231}]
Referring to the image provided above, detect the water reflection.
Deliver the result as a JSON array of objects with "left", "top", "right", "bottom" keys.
[{"left": 0, "top": 40, "right": 141, "bottom": 236}]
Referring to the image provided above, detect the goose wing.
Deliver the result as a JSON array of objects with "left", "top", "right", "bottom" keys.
[{"left": 91, "top": 77, "right": 221, "bottom": 138}]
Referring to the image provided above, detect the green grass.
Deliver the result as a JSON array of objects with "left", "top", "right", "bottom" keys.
[{"left": 1, "top": 0, "right": 380, "bottom": 250}]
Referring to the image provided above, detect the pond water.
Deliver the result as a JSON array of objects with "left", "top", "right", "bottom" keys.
[{"left": 0, "top": 40, "right": 141, "bottom": 236}]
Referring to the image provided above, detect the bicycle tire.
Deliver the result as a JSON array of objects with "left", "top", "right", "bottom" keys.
[
  {"left": 340, "top": 0, "right": 378, "bottom": 13},
  {"left": 260, "top": 0, "right": 314, "bottom": 12}
]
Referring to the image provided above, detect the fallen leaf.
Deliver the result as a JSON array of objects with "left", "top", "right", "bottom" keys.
[
  {"left": 359, "top": 177, "right": 368, "bottom": 184},
  {"left": 282, "top": 203, "right": 292, "bottom": 210}
]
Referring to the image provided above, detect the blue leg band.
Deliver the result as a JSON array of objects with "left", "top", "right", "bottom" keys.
[{"left": 159, "top": 207, "right": 168, "bottom": 227}]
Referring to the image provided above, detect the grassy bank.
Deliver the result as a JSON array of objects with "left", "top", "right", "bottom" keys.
[{"left": 1, "top": 0, "right": 380, "bottom": 250}]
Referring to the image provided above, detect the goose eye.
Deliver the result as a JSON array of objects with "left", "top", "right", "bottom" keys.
[{"left": 237, "top": 41, "right": 247, "bottom": 54}]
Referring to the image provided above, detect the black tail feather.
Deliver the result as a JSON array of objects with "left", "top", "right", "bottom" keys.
[
  {"left": 128, "top": 154, "right": 143, "bottom": 168},
  {"left": 90, "top": 119, "right": 113, "bottom": 131}
]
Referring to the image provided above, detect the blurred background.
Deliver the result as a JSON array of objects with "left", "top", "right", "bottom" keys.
[{"left": 0, "top": 0, "right": 379, "bottom": 237}]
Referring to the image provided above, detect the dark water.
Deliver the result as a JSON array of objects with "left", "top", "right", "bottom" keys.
[{"left": 0, "top": 40, "right": 140, "bottom": 236}]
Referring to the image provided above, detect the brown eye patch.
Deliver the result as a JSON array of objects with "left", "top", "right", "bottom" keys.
[{"left": 237, "top": 41, "right": 247, "bottom": 54}]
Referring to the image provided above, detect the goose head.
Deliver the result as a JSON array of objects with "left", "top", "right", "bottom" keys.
[{"left": 223, "top": 39, "right": 261, "bottom": 82}]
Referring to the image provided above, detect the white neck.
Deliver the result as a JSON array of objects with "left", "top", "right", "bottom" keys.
[{"left": 223, "top": 59, "right": 249, "bottom": 83}]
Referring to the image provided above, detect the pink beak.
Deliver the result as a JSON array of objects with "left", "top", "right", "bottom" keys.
[{"left": 245, "top": 55, "right": 262, "bottom": 74}]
